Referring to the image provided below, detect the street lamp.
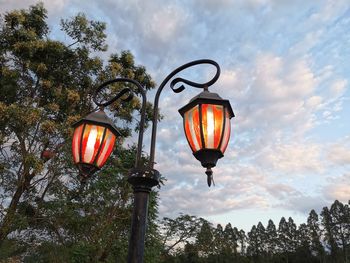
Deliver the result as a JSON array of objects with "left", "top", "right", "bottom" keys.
[
  {"left": 71, "top": 60, "right": 234, "bottom": 262},
  {"left": 71, "top": 109, "right": 120, "bottom": 179},
  {"left": 179, "top": 89, "right": 234, "bottom": 186}
]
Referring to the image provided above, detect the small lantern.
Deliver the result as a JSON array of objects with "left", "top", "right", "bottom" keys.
[
  {"left": 179, "top": 90, "right": 234, "bottom": 186},
  {"left": 72, "top": 110, "right": 120, "bottom": 178}
]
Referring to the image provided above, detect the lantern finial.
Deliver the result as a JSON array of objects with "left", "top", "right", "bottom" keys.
[{"left": 205, "top": 167, "right": 215, "bottom": 187}]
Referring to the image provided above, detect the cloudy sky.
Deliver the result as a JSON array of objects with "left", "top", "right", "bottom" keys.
[{"left": 1, "top": 0, "right": 350, "bottom": 231}]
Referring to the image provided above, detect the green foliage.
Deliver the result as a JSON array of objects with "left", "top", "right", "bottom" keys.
[
  {"left": 0, "top": 3, "right": 160, "bottom": 262},
  {"left": 160, "top": 214, "right": 202, "bottom": 257},
  {"left": 61, "top": 13, "right": 107, "bottom": 51},
  {"left": 196, "top": 219, "right": 214, "bottom": 257}
]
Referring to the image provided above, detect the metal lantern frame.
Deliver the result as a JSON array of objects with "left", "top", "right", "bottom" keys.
[{"left": 71, "top": 60, "right": 235, "bottom": 263}]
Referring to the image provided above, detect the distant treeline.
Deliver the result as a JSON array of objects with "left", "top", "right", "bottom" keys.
[{"left": 160, "top": 199, "right": 350, "bottom": 263}]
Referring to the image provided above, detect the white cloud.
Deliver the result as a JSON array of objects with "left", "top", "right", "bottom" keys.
[
  {"left": 226, "top": 54, "right": 324, "bottom": 159},
  {"left": 279, "top": 195, "right": 327, "bottom": 214},
  {"left": 158, "top": 165, "right": 271, "bottom": 217},
  {"left": 306, "top": 96, "right": 323, "bottom": 109},
  {"left": 324, "top": 173, "right": 350, "bottom": 202},
  {"left": 257, "top": 143, "right": 323, "bottom": 174},
  {"left": 290, "top": 30, "right": 324, "bottom": 55},
  {"left": 309, "top": 0, "right": 350, "bottom": 24},
  {"left": 330, "top": 79, "right": 347, "bottom": 97},
  {"left": 255, "top": 54, "right": 316, "bottom": 100},
  {"left": 327, "top": 137, "right": 350, "bottom": 166},
  {"left": 141, "top": 5, "right": 188, "bottom": 46}
]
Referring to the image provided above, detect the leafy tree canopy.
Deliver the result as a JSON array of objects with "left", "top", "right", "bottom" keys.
[{"left": 0, "top": 3, "right": 159, "bottom": 262}]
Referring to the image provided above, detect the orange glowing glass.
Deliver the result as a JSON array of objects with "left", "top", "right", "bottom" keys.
[
  {"left": 183, "top": 103, "right": 231, "bottom": 155},
  {"left": 72, "top": 123, "right": 116, "bottom": 169}
]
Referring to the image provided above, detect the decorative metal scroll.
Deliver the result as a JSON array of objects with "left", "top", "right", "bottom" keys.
[{"left": 93, "top": 78, "right": 147, "bottom": 168}]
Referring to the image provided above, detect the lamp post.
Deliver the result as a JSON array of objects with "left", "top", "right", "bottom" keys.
[{"left": 71, "top": 59, "right": 234, "bottom": 262}]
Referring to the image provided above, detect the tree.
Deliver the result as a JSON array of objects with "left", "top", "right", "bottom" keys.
[
  {"left": 237, "top": 229, "right": 247, "bottom": 256},
  {"left": 160, "top": 214, "right": 201, "bottom": 257},
  {"left": 247, "top": 222, "right": 266, "bottom": 262},
  {"left": 213, "top": 224, "right": 225, "bottom": 256},
  {"left": 223, "top": 223, "right": 238, "bottom": 257},
  {"left": 0, "top": 4, "right": 159, "bottom": 261},
  {"left": 195, "top": 219, "right": 214, "bottom": 258},
  {"left": 307, "top": 209, "right": 325, "bottom": 262},
  {"left": 265, "top": 219, "right": 278, "bottom": 258},
  {"left": 295, "top": 223, "right": 317, "bottom": 263},
  {"left": 181, "top": 242, "right": 200, "bottom": 263},
  {"left": 329, "top": 200, "right": 350, "bottom": 263},
  {"left": 321, "top": 206, "right": 340, "bottom": 262},
  {"left": 277, "top": 217, "right": 298, "bottom": 263}
]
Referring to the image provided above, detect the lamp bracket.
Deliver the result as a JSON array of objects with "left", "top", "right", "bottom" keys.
[
  {"left": 169, "top": 60, "right": 220, "bottom": 93},
  {"left": 92, "top": 78, "right": 147, "bottom": 169},
  {"left": 93, "top": 78, "right": 138, "bottom": 107},
  {"left": 150, "top": 59, "right": 221, "bottom": 167}
]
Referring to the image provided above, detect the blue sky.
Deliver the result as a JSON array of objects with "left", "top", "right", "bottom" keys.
[{"left": 2, "top": 0, "right": 350, "bottom": 231}]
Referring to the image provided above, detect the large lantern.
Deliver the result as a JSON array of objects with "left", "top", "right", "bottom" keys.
[
  {"left": 72, "top": 110, "right": 120, "bottom": 178},
  {"left": 179, "top": 90, "right": 234, "bottom": 185}
]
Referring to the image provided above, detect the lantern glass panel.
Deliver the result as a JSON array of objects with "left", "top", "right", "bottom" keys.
[
  {"left": 201, "top": 104, "right": 224, "bottom": 149},
  {"left": 72, "top": 124, "right": 83, "bottom": 163},
  {"left": 220, "top": 110, "right": 231, "bottom": 153},
  {"left": 184, "top": 105, "right": 202, "bottom": 152},
  {"left": 95, "top": 128, "right": 116, "bottom": 168}
]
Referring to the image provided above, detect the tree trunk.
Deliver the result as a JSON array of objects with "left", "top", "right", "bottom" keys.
[{"left": 0, "top": 180, "right": 27, "bottom": 245}]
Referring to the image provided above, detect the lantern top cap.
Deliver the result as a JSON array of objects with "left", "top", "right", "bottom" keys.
[
  {"left": 178, "top": 90, "right": 235, "bottom": 118},
  {"left": 72, "top": 110, "right": 121, "bottom": 137}
]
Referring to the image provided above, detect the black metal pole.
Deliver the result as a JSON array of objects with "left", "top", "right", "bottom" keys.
[
  {"left": 128, "top": 187, "right": 151, "bottom": 263},
  {"left": 127, "top": 186, "right": 151, "bottom": 263},
  {"left": 127, "top": 168, "right": 160, "bottom": 263}
]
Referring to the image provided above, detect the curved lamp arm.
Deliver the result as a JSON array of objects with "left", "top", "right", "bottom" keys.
[
  {"left": 149, "top": 59, "right": 221, "bottom": 168},
  {"left": 93, "top": 78, "right": 147, "bottom": 168}
]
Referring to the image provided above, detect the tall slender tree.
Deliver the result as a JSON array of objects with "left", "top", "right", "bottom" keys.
[
  {"left": 278, "top": 217, "right": 298, "bottom": 263},
  {"left": 307, "top": 209, "right": 325, "bottom": 262},
  {"left": 223, "top": 223, "right": 238, "bottom": 257},
  {"left": 195, "top": 219, "right": 214, "bottom": 258},
  {"left": 295, "top": 223, "right": 317, "bottom": 263},
  {"left": 266, "top": 219, "right": 278, "bottom": 257},
  {"left": 247, "top": 222, "right": 266, "bottom": 261},
  {"left": 238, "top": 229, "right": 247, "bottom": 256},
  {"left": 329, "top": 200, "right": 350, "bottom": 263},
  {"left": 321, "top": 206, "right": 340, "bottom": 262}
]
